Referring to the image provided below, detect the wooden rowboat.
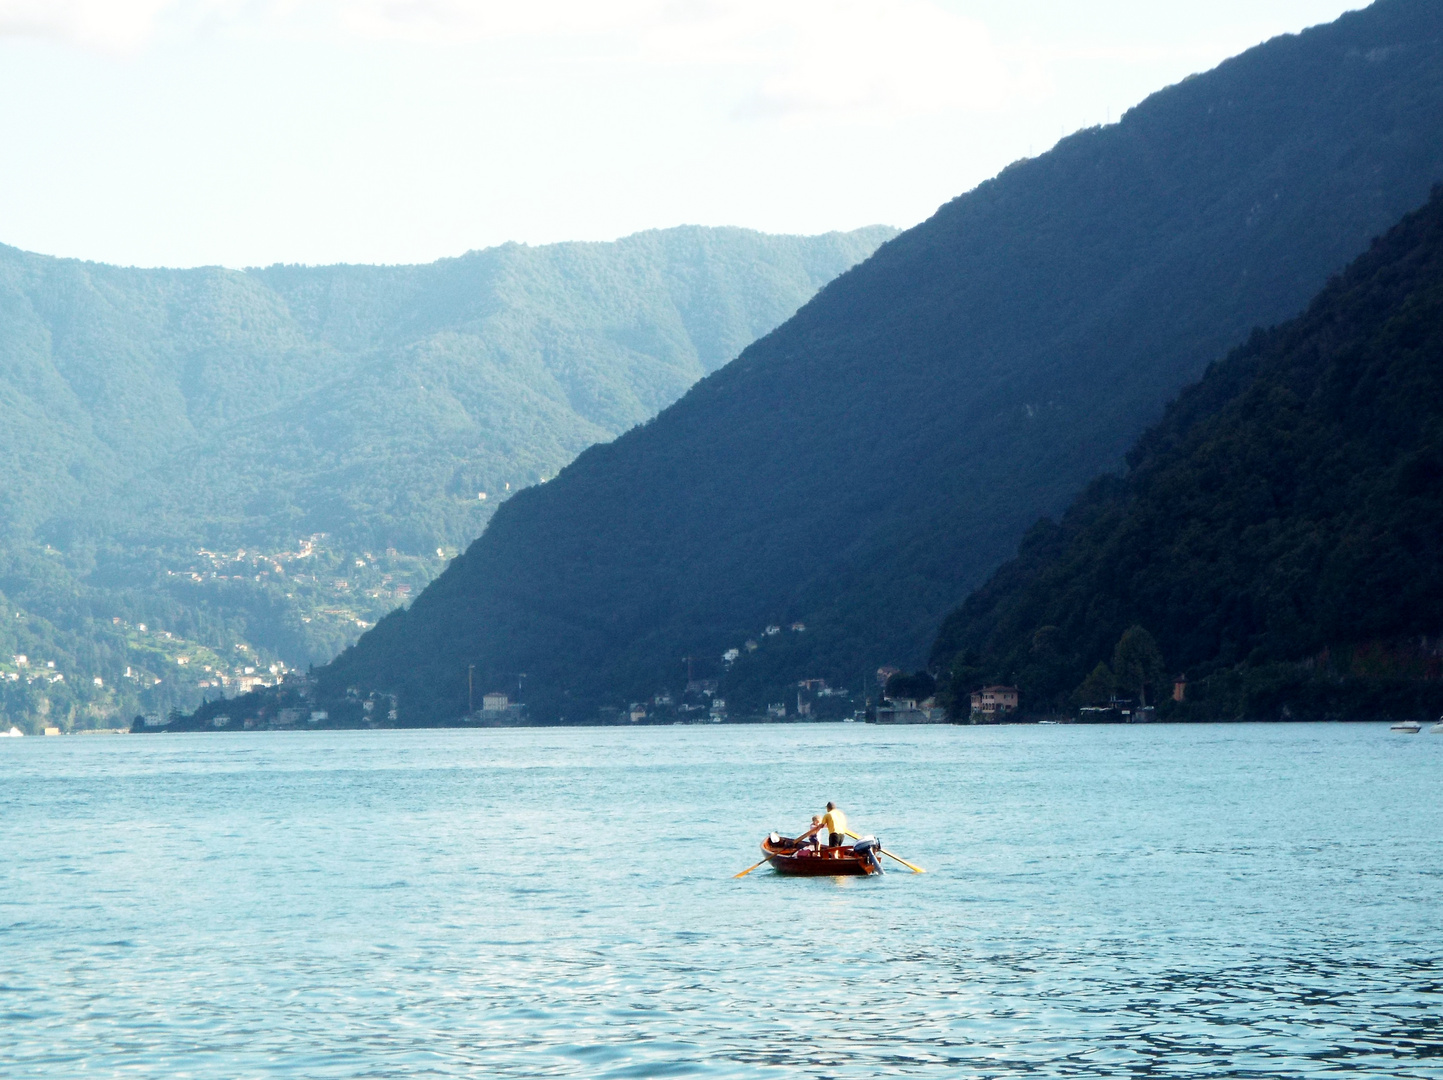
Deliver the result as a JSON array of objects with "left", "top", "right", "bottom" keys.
[{"left": 761, "top": 833, "right": 882, "bottom": 876}]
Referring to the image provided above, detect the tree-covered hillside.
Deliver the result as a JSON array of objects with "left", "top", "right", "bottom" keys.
[
  {"left": 0, "top": 225, "right": 891, "bottom": 730},
  {"left": 931, "top": 186, "right": 1443, "bottom": 721},
  {"left": 319, "top": 0, "right": 1443, "bottom": 725}
]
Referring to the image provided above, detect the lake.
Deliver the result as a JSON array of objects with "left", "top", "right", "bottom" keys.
[{"left": 2, "top": 723, "right": 1439, "bottom": 1077}]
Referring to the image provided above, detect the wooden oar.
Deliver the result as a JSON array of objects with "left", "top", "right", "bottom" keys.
[
  {"left": 845, "top": 829, "right": 925, "bottom": 873},
  {"left": 733, "top": 857, "right": 769, "bottom": 879},
  {"left": 877, "top": 848, "right": 926, "bottom": 874}
]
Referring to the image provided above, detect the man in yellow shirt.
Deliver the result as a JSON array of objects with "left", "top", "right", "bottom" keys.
[{"left": 809, "top": 801, "right": 847, "bottom": 848}]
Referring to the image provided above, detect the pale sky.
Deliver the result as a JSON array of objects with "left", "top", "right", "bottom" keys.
[{"left": 0, "top": 1, "right": 1361, "bottom": 268}]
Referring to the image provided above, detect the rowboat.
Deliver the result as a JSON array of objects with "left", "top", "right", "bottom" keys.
[{"left": 760, "top": 832, "right": 882, "bottom": 876}]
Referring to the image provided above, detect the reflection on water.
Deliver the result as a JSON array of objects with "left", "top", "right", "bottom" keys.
[{"left": 1, "top": 723, "right": 1439, "bottom": 1077}]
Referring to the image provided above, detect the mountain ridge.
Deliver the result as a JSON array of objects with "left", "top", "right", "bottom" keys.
[
  {"left": 318, "top": 0, "right": 1443, "bottom": 724},
  {"left": 930, "top": 183, "right": 1443, "bottom": 721}
]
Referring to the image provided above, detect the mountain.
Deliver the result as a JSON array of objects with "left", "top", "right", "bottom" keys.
[
  {"left": 3, "top": 225, "right": 894, "bottom": 551},
  {"left": 0, "top": 225, "right": 892, "bottom": 730},
  {"left": 930, "top": 185, "right": 1443, "bottom": 722},
  {"left": 319, "top": 0, "right": 1443, "bottom": 725}
]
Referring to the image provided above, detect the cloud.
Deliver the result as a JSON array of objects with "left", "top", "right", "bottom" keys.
[
  {"left": 656, "top": 1, "right": 1028, "bottom": 121},
  {"left": 0, "top": 0, "right": 177, "bottom": 51},
  {"left": 335, "top": 0, "right": 664, "bottom": 41},
  {"left": 341, "top": 0, "right": 1034, "bottom": 121},
  {"left": 0, "top": 0, "right": 1037, "bottom": 120}
]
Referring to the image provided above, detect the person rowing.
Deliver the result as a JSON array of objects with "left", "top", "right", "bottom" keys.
[
  {"left": 821, "top": 802, "right": 848, "bottom": 848},
  {"left": 801, "top": 802, "right": 848, "bottom": 853}
]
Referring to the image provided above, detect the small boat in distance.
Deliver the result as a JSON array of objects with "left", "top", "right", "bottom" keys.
[
  {"left": 760, "top": 833, "right": 882, "bottom": 876},
  {"left": 1, "top": 726, "right": 22, "bottom": 737},
  {"left": 1431, "top": 716, "right": 1443, "bottom": 734},
  {"left": 1391, "top": 720, "right": 1422, "bottom": 733}
]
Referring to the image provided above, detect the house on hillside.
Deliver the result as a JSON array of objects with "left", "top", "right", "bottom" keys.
[
  {"left": 875, "top": 697, "right": 947, "bottom": 724},
  {"left": 969, "top": 685, "right": 1019, "bottom": 721},
  {"left": 472, "top": 691, "right": 527, "bottom": 726}
]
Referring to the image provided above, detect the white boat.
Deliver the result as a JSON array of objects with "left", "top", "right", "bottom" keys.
[
  {"left": 1431, "top": 716, "right": 1443, "bottom": 735},
  {"left": 1, "top": 726, "right": 22, "bottom": 737},
  {"left": 1391, "top": 720, "right": 1421, "bottom": 733}
]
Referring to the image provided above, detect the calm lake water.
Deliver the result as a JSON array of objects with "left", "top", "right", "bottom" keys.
[{"left": 2, "top": 723, "right": 1440, "bottom": 1078}]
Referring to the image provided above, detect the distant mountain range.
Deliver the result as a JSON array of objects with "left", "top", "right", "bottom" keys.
[
  {"left": 0, "top": 225, "right": 892, "bottom": 729},
  {"left": 932, "top": 185, "right": 1443, "bottom": 721},
  {"left": 318, "top": 0, "right": 1443, "bottom": 724}
]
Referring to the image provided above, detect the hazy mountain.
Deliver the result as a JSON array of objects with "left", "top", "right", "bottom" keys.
[
  {"left": 931, "top": 186, "right": 1443, "bottom": 721},
  {"left": 318, "top": 0, "right": 1443, "bottom": 724},
  {"left": 0, "top": 225, "right": 892, "bottom": 729},
  {"left": 3, "top": 225, "right": 894, "bottom": 549}
]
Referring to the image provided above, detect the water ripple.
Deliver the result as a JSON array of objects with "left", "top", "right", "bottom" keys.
[{"left": 1, "top": 723, "right": 1439, "bottom": 1077}]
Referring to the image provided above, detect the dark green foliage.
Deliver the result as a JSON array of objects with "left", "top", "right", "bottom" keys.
[
  {"left": 1074, "top": 663, "right": 1117, "bottom": 708},
  {"left": 1110, "top": 627, "right": 1167, "bottom": 707},
  {"left": 885, "top": 671, "right": 936, "bottom": 702},
  {"left": 932, "top": 185, "right": 1443, "bottom": 721},
  {"left": 321, "top": 0, "right": 1443, "bottom": 724},
  {"left": 0, "top": 226, "right": 890, "bottom": 728}
]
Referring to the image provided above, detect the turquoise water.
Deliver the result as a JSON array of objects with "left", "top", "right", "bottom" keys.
[{"left": 2, "top": 723, "right": 1440, "bottom": 1078}]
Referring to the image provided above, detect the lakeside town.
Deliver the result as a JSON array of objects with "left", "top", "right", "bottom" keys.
[
  {"left": 118, "top": 643, "right": 1168, "bottom": 734},
  {"left": 0, "top": 532, "right": 457, "bottom": 735},
  {"left": 116, "top": 669, "right": 1173, "bottom": 734},
  {"left": 9, "top": 574, "right": 1198, "bottom": 735}
]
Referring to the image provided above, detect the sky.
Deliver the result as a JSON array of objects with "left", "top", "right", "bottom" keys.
[{"left": 0, "top": 1, "right": 1363, "bottom": 268}]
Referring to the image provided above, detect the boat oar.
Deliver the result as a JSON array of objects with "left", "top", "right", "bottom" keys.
[
  {"left": 877, "top": 848, "right": 926, "bottom": 874},
  {"left": 733, "top": 857, "right": 769, "bottom": 879},
  {"left": 845, "top": 830, "right": 925, "bottom": 874}
]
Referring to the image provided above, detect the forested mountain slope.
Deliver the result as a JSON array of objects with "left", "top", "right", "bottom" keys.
[
  {"left": 321, "top": 0, "right": 1443, "bottom": 724},
  {"left": 0, "top": 225, "right": 890, "bottom": 729},
  {"left": 931, "top": 187, "right": 1443, "bottom": 721},
  {"left": 4, "top": 225, "right": 891, "bottom": 550}
]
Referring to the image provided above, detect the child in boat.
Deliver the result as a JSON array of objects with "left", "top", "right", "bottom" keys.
[{"left": 805, "top": 816, "right": 823, "bottom": 850}]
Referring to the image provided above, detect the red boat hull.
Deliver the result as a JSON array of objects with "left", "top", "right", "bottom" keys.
[{"left": 761, "top": 837, "right": 879, "bottom": 876}]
